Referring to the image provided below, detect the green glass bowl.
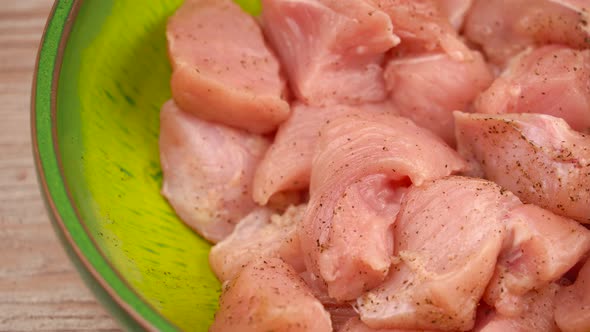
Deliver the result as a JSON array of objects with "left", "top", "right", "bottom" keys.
[{"left": 32, "top": 1, "right": 261, "bottom": 330}]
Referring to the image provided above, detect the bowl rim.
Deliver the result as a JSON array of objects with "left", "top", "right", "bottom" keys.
[{"left": 31, "top": 1, "right": 178, "bottom": 331}]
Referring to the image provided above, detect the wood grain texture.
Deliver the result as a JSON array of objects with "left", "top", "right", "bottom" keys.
[{"left": 0, "top": 1, "right": 121, "bottom": 331}]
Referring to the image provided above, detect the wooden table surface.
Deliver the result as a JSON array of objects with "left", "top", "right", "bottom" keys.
[{"left": 0, "top": 1, "right": 121, "bottom": 331}]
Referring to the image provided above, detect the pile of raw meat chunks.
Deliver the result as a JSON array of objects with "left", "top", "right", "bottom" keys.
[{"left": 159, "top": 0, "right": 590, "bottom": 331}]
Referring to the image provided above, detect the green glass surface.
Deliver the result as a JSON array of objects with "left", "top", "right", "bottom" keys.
[{"left": 34, "top": 0, "right": 262, "bottom": 330}]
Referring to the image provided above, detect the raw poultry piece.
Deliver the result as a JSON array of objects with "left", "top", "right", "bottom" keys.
[
  {"left": 474, "top": 284, "right": 561, "bottom": 332},
  {"left": 358, "top": 176, "right": 521, "bottom": 331},
  {"left": 300, "top": 113, "right": 466, "bottom": 301},
  {"left": 367, "top": 0, "right": 471, "bottom": 60},
  {"left": 210, "top": 258, "right": 332, "bottom": 332},
  {"left": 455, "top": 112, "right": 590, "bottom": 223},
  {"left": 483, "top": 204, "right": 590, "bottom": 315},
  {"left": 308, "top": 173, "right": 408, "bottom": 301},
  {"left": 384, "top": 50, "right": 493, "bottom": 145},
  {"left": 159, "top": 101, "right": 268, "bottom": 243},
  {"left": 252, "top": 102, "right": 396, "bottom": 205},
  {"left": 209, "top": 205, "right": 306, "bottom": 282},
  {"left": 167, "top": 0, "right": 290, "bottom": 133},
  {"left": 554, "top": 257, "right": 590, "bottom": 332},
  {"left": 261, "top": 0, "right": 399, "bottom": 106},
  {"left": 464, "top": 0, "right": 590, "bottom": 65},
  {"left": 475, "top": 45, "right": 590, "bottom": 133}
]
